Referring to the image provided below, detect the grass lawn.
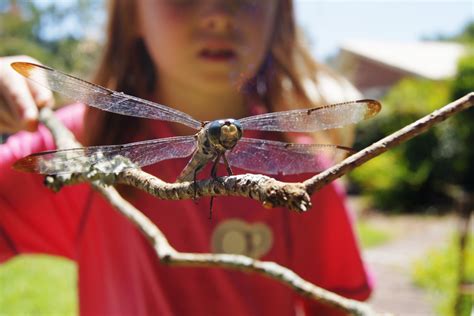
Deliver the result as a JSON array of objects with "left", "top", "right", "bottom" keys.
[
  {"left": 356, "top": 221, "right": 393, "bottom": 248},
  {"left": 412, "top": 234, "right": 473, "bottom": 316},
  {"left": 0, "top": 255, "right": 77, "bottom": 316}
]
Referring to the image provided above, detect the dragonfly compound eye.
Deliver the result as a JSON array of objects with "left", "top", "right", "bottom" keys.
[
  {"left": 208, "top": 120, "right": 224, "bottom": 144},
  {"left": 207, "top": 119, "right": 243, "bottom": 150},
  {"left": 221, "top": 124, "right": 238, "bottom": 137},
  {"left": 225, "top": 119, "right": 242, "bottom": 135}
]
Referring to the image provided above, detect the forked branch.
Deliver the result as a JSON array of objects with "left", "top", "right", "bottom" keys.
[
  {"left": 37, "top": 92, "right": 473, "bottom": 315},
  {"left": 37, "top": 107, "right": 387, "bottom": 316}
]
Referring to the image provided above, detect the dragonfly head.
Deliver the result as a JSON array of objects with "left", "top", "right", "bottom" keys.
[{"left": 207, "top": 119, "right": 243, "bottom": 150}]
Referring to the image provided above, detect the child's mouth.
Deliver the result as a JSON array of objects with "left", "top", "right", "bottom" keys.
[{"left": 199, "top": 48, "right": 236, "bottom": 61}]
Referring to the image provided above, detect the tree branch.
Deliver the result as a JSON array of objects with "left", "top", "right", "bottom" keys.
[
  {"left": 37, "top": 93, "right": 473, "bottom": 315},
  {"left": 304, "top": 92, "right": 474, "bottom": 194},
  {"left": 37, "top": 107, "right": 388, "bottom": 316},
  {"left": 44, "top": 93, "right": 474, "bottom": 212}
]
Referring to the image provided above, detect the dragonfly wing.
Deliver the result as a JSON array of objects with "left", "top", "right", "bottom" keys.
[
  {"left": 11, "top": 62, "right": 202, "bottom": 130},
  {"left": 14, "top": 136, "right": 197, "bottom": 175},
  {"left": 226, "top": 137, "right": 353, "bottom": 175},
  {"left": 239, "top": 99, "right": 381, "bottom": 132}
]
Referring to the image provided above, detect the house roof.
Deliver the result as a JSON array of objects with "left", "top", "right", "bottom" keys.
[{"left": 340, "top": 40, "right": 466, "bottom": 80}]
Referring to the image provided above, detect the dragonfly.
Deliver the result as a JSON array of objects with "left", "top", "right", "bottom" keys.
[{"left": 11, "top": 62, "right": 381, "bottom": 183}]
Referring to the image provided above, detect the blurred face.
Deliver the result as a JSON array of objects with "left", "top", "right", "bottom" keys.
[{"left": 137, "top": 0, "right": 279, "bottom": 94}]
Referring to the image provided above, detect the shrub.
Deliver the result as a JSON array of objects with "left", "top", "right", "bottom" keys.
[{"left": 350, "top": 48, "right": 474, "bottom": 212}]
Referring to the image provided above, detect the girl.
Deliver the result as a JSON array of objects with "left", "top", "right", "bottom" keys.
[{"left": 0, "top": 1, "right": 372, "bottom": 315}]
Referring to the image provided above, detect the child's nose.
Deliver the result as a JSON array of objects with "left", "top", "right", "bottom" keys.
[{"left": 200, "top": 1, "right": 236, "bottom": 33}]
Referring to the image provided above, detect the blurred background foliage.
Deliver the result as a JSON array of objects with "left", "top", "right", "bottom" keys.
[
  {"left": 412, "top": 234, "right": 474, "bottom": 316},
  {"left": 0, "top": 0, "right": 103, "bottom": 76},
  {"left": 349, "top": 22, "right": 474, "bottom": 213}
]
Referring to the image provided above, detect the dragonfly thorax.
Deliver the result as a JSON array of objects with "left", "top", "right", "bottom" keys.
[{"left": 206, "top": 119, "right": 243, "bottom": 151}]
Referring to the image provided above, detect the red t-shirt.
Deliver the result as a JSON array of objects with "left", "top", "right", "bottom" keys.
[{"left": 0, "top": 103, "right": 372, "bottom": 315}]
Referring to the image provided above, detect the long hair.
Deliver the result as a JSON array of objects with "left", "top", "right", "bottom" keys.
[{"left": 82, "top": 0, "right": 353, "bottom": 146}]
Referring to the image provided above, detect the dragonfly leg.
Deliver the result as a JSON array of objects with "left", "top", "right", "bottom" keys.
[
  {"left": 222, "top": 153, "right": 233, "bottom": 176},
  {"left": 193, "top": 169, "right": 198, "bottom": 201},
  {"left": 208, "top": 154, "right": 224, "bottom": 219},
  {"left": 209, "top": 197, "right": 214, "bottom": 220},
  {"left": 210, "top": 154, "right": 221, "bottom": 179}
]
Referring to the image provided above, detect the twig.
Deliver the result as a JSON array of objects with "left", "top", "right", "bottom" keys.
[
  {"left": 304, "top": 92, "right": 474, "bottom": 194},
  {"left": 45, "top": 168, "right": 311, "bottom": 212},
  {"left": 38, "top": 107, "right": 387, "bottom": 316},
  {"left": 117, "top": 169, "right": 311, "bottom": 211}
]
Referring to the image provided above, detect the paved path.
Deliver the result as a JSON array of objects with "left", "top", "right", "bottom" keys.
[{"left": 361, "top": 214, "right": 457, "bottom": 315}]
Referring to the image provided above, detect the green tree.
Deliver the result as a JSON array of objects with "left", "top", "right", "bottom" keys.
[
  {"left": 0, "top": 0, "right": 102, "bottom": 76},
  {"left": 349, "top": 22, "right": 474, "bottom": 212}
]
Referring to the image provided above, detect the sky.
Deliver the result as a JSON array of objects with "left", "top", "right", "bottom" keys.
[{"left": 294, "top": 1, "right": 473, "bottom": 60}]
